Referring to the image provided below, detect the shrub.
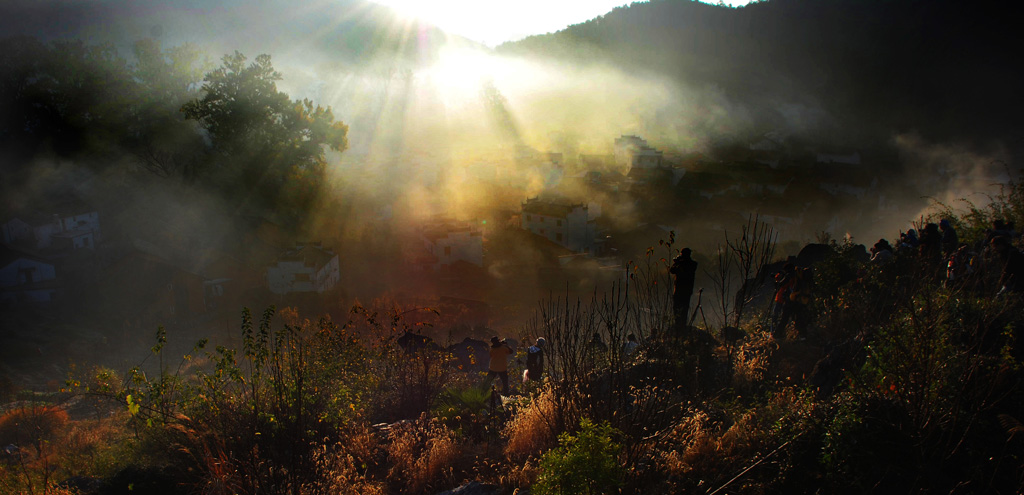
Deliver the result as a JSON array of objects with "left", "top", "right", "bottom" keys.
[
  {"left": 0, "top": 405, "right": 69, "bottom": 456},
  {"left": 533, "top": 418, "right": 624, "bottom": 495}
]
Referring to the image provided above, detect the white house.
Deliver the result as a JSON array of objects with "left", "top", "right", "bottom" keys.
[
  {"left": 266, "top": 243, "right": 340, "bottom": 295},
  {"left": 419, "top": 220, "right": 484, "bottom": 271},
  {"left": 521, "top": 197, "right": 596, "bottom": 254},
  {"left": 614, "top": 135, "right": 664, "bottom": 172},
  {"left": 1, "top": 207, "right": 100, "bottom": 251},
  {"left": 0, "top": 246, "right": 58, "bottom": 303}
]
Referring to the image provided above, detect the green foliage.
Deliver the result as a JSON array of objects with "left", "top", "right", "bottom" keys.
[
  {"left": 181, "top": 51, "right": 348, "bottom": 219},
  {"left": 534, "top": 418, "right": 624, "bottom": 495},
  {"left": 432, "top": 385, "right": 492, "bottom": 440},
  {"left": 929, "top": 172, "right": 1024, "bottom": 247}
]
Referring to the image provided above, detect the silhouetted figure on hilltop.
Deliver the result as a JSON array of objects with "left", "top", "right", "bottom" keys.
[
  {"left": 670, "top": 248, "right": 698, "bottom": 330},
  {"left": 772, "top": 263, "right": 798, "bottom": 330},
  {"left": 991, "top": 236, "right": 1024, "bottom": 295},
  {"left": 919, "top": 223, "right": 942, "bottom": 259},
  {"left": 940, "top": 219, "right": 958, "bottom": 256},
  {"left": 870, "top": 239, "right": 894, "bottom": 264},
  {"left": 946, "top": 243, "right": 974, "bottom": 288},
  {"left": 899, "top": 229, "right": 919, "bottom": 254},
  {"left": 984, "top": 220, "right": 1013, "bottom": 246},
  {"left": 774, "top": 266, "right": 813, "bottom": 340}
]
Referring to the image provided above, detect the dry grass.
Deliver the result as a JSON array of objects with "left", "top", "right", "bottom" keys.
[
  {"left": 503, "top": 387, "right": 567, "bottom": 460},
  {"left": 386, "top": 414, "right": 460, "bottom": 494},
  {"left": 731, "top": 331, "right": 775, "bottom": 394},
  {"left": 308, "top": 443, "right": 386, "bottom": 495},
  {"left": 0, "top": 405, "right": 69, "bottom": 456},
  {"left": 653, "top": 387, "right": 815, "bottom": 492},
  {"left": 0, "top": 407, "right": 133, "bottom": 495}
]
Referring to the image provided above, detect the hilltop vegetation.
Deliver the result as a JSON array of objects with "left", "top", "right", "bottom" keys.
[{"left": 4, "top": 179, "right": 1024, "bottom": 493}]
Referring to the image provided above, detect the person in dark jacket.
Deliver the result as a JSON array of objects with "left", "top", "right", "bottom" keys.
[
  {"left": 991, "top": 236, "right": 1024, "bottom": 294},
  {"left": 939, "top": 219, "right": 959, "bottom": 256},
  {"left": 524, "top": 337, "right": 545, "bottom": 382},
  {"left": 670, "top": 248, "right": 698, "bottom": 329}
]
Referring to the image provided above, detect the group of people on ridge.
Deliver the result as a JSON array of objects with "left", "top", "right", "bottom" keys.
[
  {"left": 484, "top": 331, "right": 641, "bottom": 396},
  {"left": 484, "top": 335, "right": 545, "bottom": 396},
  {"left": 871, "top": 219, "right": 1024, "bottom": 294}
]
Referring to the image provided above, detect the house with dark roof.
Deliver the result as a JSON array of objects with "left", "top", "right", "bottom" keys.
[
  {"left": 266, "top": 242, "right": 340, "bottom": 295},
  {"left": 1, "top": 204, "right": 100, "bottom": 252},
  {"left": 521, "top": 197, "right": 596, "bottom": 254},
  {"left": 0, "top": 245, "right": 58, "bottom": 304},
  {"left": 416, "top": 220, "right": 484, "bottom": 272}
]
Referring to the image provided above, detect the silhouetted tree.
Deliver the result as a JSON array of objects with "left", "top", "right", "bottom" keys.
[{"left": 182, "top": 51, "right": 348, "bottom": 219}]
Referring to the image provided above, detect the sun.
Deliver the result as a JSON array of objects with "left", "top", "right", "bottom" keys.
[{"left": 369, "top": 0, "right": 637, "bottom": 47}]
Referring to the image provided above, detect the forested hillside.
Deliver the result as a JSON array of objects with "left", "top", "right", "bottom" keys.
[{"left": 502, "top": 0, "right": 1023, "bottom": 147}]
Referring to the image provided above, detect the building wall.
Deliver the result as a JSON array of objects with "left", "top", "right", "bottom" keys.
[
  {"left": 314, "top": 255, "right": 341, "bottom": 292},
  {"left": 268, "top": 255, "right": 340, "bottom": 294},
  {"left": 62, "top": 212, "right": 101, "bottom": 240},
  {"left": 564, "top": 207, "right": 593, "bottom": 253},
  {"left": 0, "top": 257, "right": 57, "bottom": 303},
  {"left": 0, "top": 257, "right": 56, "bottom": 287},
  {"left": 267, "top": 260, "right": 316, "bottom": 294},
  {"left": 426, "top": 231, "right": 483, "bottom": 270},
  {"left": 30, "top": 212, "right": 101, "bottom": 249},
  {"left": 521, "top": 205, "right": 594, "bottom": 254},
  {"left": 32, "top": 222, "right": 60, "bottom": 249},
  {"left": 73, "top": 232, "right": 95, "bottom": 250},
  {"left": 1, "top": 218, "right": 32, "bottom": 245}
]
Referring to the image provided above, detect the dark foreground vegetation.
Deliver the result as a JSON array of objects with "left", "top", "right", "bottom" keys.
[{"left": 4, "top": 180, "right": 1024, "bottom": 494}]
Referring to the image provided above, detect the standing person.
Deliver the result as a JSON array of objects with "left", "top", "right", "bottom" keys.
[
  {"left": 991, "top": 236, "right": 1024, "bottom": 294},
  {"left": 586, "top": 332, "right": 609, "bottom": 372},
  {"left": 775, "top": 266, "right": 812, "bottom": 340},
  {"left": 670, "top": 248, "right": 699, "bottom": 329},
  {"left": 487, "top": 336, "right": 514, "bottom": 395},
  {"left": 623, "top": 334, "right": 639, "bottom": 356},
  {"left": 524, "top": 337, "right": 545, "bottom": 383},
  {"left": 772, "top": 263, "right": 797, "bottom": 335},
  {"left": 939, "top": 219, "right": 959, "bottom": 256}
]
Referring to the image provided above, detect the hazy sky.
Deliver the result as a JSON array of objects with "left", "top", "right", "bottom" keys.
[{"left": 372, "top": 0, "right": 754, "bottom": 47}]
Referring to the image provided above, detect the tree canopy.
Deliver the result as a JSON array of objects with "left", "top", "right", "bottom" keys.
[
  {"left": 182, "top": 51, "right": 348, "bottom": 220},
  {"left": 0, "top": 37, "right": 349, "bottom": 227}
]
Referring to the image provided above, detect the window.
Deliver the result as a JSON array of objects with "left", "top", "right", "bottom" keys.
[
  {"left": 17, "top": 267, "right": 36, "bottom": 284},
  {"left": 557, "top": 219, "right": 562, "bottom": 227},
  {"left": 444, "top": 246, "right": 451, "bottom": 256},
  {"left": 556, "top": 233, "right": 563, "bottom": 242},
  {"left": 526, "top": 215, "right": 532, "bottom": 221},
  {"left": 295, "top": 273, "right": 311, "bottom": 282}
]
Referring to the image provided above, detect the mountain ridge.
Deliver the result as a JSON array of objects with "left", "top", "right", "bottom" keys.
[{"left": 498, "top": 0, "right": 1023, "bottom": 148}]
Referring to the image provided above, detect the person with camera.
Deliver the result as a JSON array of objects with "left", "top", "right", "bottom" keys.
[{"left": 486, "top": 336, "right": 514, "bottom": 395}]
